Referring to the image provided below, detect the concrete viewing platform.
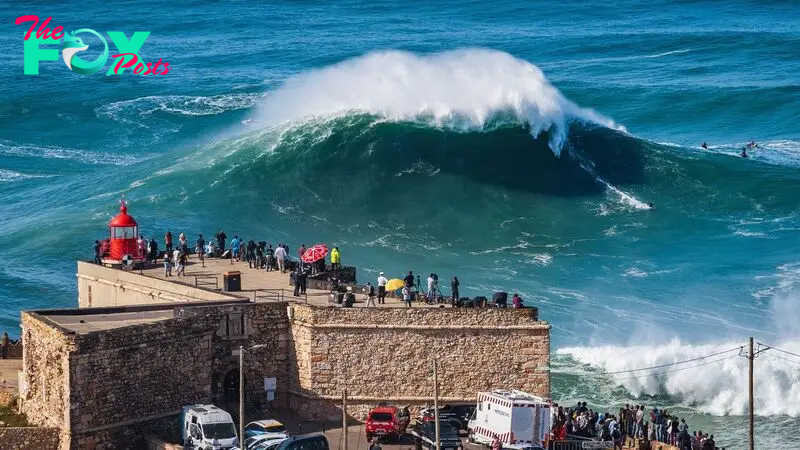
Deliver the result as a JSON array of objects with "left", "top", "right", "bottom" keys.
[{"left": 119, "top": 257, "right": 484, "bottom": 310}]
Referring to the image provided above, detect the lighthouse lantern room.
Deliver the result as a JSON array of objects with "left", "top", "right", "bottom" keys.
[{"left": 105, "top": 199, "right": 143, "bottom": 264}]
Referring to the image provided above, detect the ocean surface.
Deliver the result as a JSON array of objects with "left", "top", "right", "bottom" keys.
[{"left": 1, "top": 1, "right": 799, "bottom": 448}]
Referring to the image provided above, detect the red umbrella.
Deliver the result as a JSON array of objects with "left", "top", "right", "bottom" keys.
[{"left": 301, "top": 244, "right": 328, "bottom": 263}]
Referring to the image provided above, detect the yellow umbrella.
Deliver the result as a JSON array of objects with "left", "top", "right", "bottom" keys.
[{"left": 385, "top": 278, "right": 405, "bottom": 291}]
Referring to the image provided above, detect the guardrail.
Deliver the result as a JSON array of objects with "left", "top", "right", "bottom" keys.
[
  {"left": 550, "top": 440, "right": 613, "bottom": 450},
  {"left": 194, "top": 275, "right": 219, "bottom": 289},
  {"left": 253, "top": 289, "right": 285, "bottom": 302}
]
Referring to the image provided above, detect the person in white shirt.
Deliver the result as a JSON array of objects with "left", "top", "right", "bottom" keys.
[
  {"left": 274, "top": 244, "right": 287, "bottom": 273},
  {"left": 377, "top": 272, "right": 388, "bottom": 304}
]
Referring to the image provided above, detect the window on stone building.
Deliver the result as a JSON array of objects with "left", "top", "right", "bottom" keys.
[{"left": 223, "top": 312, "right": 246, "bottom": 337}]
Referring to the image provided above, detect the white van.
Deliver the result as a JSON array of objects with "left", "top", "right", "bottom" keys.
[
  {"left": 467, "top": 390, "right": 550, "bottom": 449},
  {"left": 182, "top": 404, "right": 239, "bottom": 449}
]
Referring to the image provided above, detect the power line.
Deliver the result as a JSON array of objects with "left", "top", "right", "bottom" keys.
[
  {"left": 765, "top": 352, "right": 800, "bottom": 367},
  {"left": 759, "top": 343, "right": 800, "bottom": 360},
  {"left": 610, "top": 354, "right": 740, "bottom": 382},
  {"left": 601, "top": 346, "right": 743, "bottom": 375}
]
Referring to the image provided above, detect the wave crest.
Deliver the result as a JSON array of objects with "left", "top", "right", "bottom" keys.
[{"left": 253, "top": 49, "right": 623, "bottom": 155}]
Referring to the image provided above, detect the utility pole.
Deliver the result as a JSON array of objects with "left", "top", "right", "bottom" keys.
[
  {"left": 433, "top": 359, "right": 440, "bottom": 450},
  {"left": 748, "top": 337, "right": 754, "bottom": 450},
  {"left": 239, "top": 345, "right": 245, "bottom": 449},
  {"left": 342, "top": 364, "right": 348, "bottom": 450}
]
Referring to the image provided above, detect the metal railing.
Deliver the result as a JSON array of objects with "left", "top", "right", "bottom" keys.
[
  {"left": 253, "top": 289, "right": 285, "bottom": 302},
  {"left": 194, "top": 275, "right": 219, "bottom": 289},
  {"left": 550, "top": 440, "right": 614, "bottom": 450}
]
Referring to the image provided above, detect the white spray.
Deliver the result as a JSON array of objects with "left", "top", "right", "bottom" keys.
[{"left": 253, "top": 48, "right": 622, "bottom": 157}]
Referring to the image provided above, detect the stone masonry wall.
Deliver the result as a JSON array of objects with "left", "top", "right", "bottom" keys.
[
  {"left": 293, "top": 305, "right": 539, "bottom": 326},
  {"left": 67, "top": 302, "right": 290, "bottom": 448},
  {"left": 20, "top": 312, "right": 75, "bottom": 445},
  {"left": 289, "top": 305, "right": 549, "bottom": 421},
  {"left": 0, "top": 427, "right": 60, "bottom": 450}
]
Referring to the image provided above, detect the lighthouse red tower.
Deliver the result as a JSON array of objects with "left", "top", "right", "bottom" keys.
[{"left": 104, "top": 199, "right": 144, "bottom": 264}]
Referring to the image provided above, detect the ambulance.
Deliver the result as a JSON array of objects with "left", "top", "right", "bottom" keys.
[{"left": 467, "top": 390, "right": 550, "bottom": 449}]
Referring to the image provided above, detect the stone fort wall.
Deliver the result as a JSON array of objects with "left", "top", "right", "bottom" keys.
[
  {"left": 288, "top": 305, "right": 550, "bottom": 420},
  {"left": 0, "top": 427, "right": 60, "bottom": 450},
  {"left": 21, "top": 302, "right": 291, "bottom": 449},
  {"left": 20, "top": 295, "right": 549, "bottom": 448}
]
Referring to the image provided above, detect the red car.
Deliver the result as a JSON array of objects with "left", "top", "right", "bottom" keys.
[{"left": 365, "top": 405, "right": 410, "bottom": 442}]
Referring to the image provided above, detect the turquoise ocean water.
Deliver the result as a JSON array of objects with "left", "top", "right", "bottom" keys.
[{"left": 1, "top": 1, "right": 799, "bottom": 448}]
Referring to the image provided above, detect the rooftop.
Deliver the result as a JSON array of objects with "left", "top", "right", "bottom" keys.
[{"left": 43, "top": 309, "right": 175, "bottom": 334}]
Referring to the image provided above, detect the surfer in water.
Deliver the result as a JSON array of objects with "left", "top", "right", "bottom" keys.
[
  {"left": 747, "top": 141, "right": 758, "bottom": 149},
  {"left": 740, "top": 147, "right": 749, "bottom": 158},
  {"left": 647, "top": 202, "right": 655, "bottom": 209},
  {"left": 701, "top": 142, "right": 708, "bottom": 150}
]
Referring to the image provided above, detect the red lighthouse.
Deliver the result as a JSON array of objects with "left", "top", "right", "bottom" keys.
[{"left": 104, "top": 199, "right": 144, "bottom": 264}]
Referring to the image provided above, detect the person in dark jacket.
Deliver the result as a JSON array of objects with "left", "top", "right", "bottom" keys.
[
  {"left": 93, "top": 240, "right": 102, "bottom": 264},
  {"left": 215, "top": 230, "right": 227, "bottom": 253},
  {"left": 450, "top": 276, "right": 460, "bottom": 305}
]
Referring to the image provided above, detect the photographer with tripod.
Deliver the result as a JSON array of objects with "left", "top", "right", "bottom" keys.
[{"left": 426, "top": 273, "right": 442, "bottom": 304}]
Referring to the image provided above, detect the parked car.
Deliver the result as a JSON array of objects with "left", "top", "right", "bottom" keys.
[
  {"left": 275, "top": 433, "right": 329, "bottom": 450},
  {"left": 365, "top": 405, "right": 411, "bottom": 442},
  {"left": 418, "top": 404, "right": 475, "bottom": 431},
  {"left": 241, "top": 434, "right": 288, "bottom": 450},
  {"left": 410, "top": 420, "right": 463, "bottom": 450},
  {"left": 251, "top": 437, "right": 288, "bottom": 450},
  {"left": 245, "top": 420, "right": 288, "bottom": 439}
]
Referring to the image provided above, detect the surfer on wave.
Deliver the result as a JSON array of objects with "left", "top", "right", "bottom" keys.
[
  {"left": 701, "top": 142, "right": 708, "bottom": 150},
  {"left": 740, "top": 147, "right": 749, "bottom": 158},
  {"left": 747, "top": 141, "right": 758, "bottom": 149}
]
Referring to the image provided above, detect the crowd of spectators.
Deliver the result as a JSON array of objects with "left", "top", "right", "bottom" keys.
[{"left": 551, "top": 402, "right": 724, "bottom": 450}]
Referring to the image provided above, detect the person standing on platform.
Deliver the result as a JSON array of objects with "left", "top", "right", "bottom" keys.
[
  {"left": 215, "top": 230, "right": 227, "bottom": 253},
  {"left": 196, "top": 234, "right": 205, "bottom": 258},
  {"left": 299, "top": 265, "right": 308, "bottom": 294},
  {"left": 165, "top": 231, "right": 173, "bottom": 255},
  {"left": 377, "top": 272, "right": 388, "bottom": 304},
  {"left": 137, "top": 235, "right": 147, "bottom": 259},
  {"left": 231, "top": 235, "right": 241, "bottom": 261},
  {"left": 365, "top": 282, "right": 377, "bottom": 307},
  {"left": 164, "top": 252, "right": 173, "bottom": 276},
  {"left": 148, "top": 238, "right": 158, "bottom": 263},
  {"left": 93, "top": 240, "right": 102, "bottom": 264},
  {"left": 176, "top": 251, "right": 187, "bottom": 277},
  {"left": 293, "top": 267, "right": 301, "bottom": 297},
  {"left": 451, "top": 276, "right": 460, "bottom": 305},
  {"left": 1, "top": 332, "right": 9, "bottom": 359},
  {"left": 298, "top": 244, "right": 306, "bottom": 268},
  {"left": 275, "top": 244, "right": 287, "bottom": 273},
  {"left": 402, "top": 286, "right": 412, "bottom": 307},
  {"left": 330, "top": 246, "right": 341, "bottom": 270}
]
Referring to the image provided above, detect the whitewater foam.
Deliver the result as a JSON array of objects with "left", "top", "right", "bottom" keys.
[
  {"left": 253, "top": 49, "right": 622, "bottom": 156},
  {"left": 0, "top": 169, "right": 50, "bottom": 183},
  {"left": 557, "top": 293, "right": 800, "bottom": 417},
  {"left": 98, "top": 93, "right": 261, "bottom": 120},
  {"left": 0, "top": 140, "right": 147, "bottom": 166}
]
